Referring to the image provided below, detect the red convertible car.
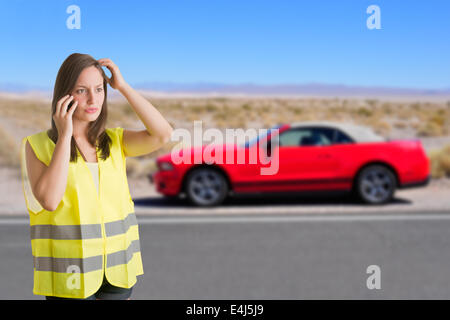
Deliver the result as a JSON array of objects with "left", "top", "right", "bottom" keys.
[{"left": 148, "top": 121, "right": 430, "bottom": 206}]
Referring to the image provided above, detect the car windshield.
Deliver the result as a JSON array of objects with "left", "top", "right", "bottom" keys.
[{"left": 240, "top": 124, "right": 283, "bottom": 148}]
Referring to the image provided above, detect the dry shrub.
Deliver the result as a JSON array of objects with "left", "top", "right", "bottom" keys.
[
  {"left": 0, "top": 125, "right": 20, "bottom": 168},
  {"left": 356, "top": 107, "right": 373, "bottom": 117},
  {"left": 365, "top": 99, "right": 379, "bottom": 108},
  {"left": 241, "top": 103, "right": 252, "bottom": 111},
  {"left": 394, "top": 121, "right": 407, "bottom": 129},
  {"left": 417, "top": 120, "right": 444, "bottom": 137},
  {"left": 143, "top": 159, "right": 157, "bottom": 174},
  {"left": 126, "top": 158, "right": 158, "bottom": 179},
  {"left": 381, "top": 103, "right": 393, "bottom": 115},
  {"left": 372, "top": 120, "right": 392, "bottom": 136},
  {"left": 429, "top": 145, "right": 450, "bottom": 178},
  {"left": 125, "top": 157, "right": 142, "bottom": 178}
]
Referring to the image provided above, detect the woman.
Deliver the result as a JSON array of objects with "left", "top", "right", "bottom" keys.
[{"left": 20, "top": 53, "right": 173, "bottom": 299}]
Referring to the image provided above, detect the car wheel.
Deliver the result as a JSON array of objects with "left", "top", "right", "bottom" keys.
[
  {"left": 185, "top": 167, "right": 228, "bottom": 207},
  {"left": 356, "top": 165, "right": 396, "bottom": 204}
]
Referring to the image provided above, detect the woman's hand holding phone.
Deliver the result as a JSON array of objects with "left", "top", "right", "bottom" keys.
[{"left": 53, "top": 94, "right": 78, "bottom": 140}]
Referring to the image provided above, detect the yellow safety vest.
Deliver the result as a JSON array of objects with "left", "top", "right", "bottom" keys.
[{"left": 20, "top": 127, "right": 144, "bottom": 299}]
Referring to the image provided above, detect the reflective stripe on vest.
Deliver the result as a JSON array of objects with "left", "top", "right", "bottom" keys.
[
  {"left": 33, "top": 239, "right": 141, "bottom": 272},
  {"left": 105, "top": 212, "right": 138, "bottom": 237},
  {"left": 30, "top": 213, "right": 138, "bottom": 240}
]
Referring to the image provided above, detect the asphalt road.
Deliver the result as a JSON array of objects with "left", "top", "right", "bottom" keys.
[{"left": 1, "top": 211, "right": 450, "bottom": 299}]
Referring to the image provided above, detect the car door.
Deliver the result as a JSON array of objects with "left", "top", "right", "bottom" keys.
[
  {"left": 324, "top": 128, "right": 355, "bottom": 186},
  {"left": 275, "top": 127, "right": 341, "bottom": 190},
  {"left": 233, "top": 126, "right": 343, "bottom": 192},
  {"left": 232, "top": 125, "right": 286, "bottom": 192}
]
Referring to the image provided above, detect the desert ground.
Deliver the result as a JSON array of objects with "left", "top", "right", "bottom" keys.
[{"left": 0, "top": 93, "right": 449, "bottom": 215}]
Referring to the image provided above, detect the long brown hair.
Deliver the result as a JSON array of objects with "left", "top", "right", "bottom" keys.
[{"left": 47, "top": 53, "right": 111, "bottom": 162}]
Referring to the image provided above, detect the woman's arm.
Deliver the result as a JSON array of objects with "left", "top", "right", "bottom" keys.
[
  {"left": 27, "top": 135, "right": 72, "bottom": 211},
  {"left": 29, "top": 95, "right": 78, "bottom": 211},
  {"left": 99, "top": 58, "right": 173, "bottom": 157}
]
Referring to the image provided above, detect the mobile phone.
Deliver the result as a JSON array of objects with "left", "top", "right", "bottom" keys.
[{"left": 67, "top": 100, "right": 74, "bottom": 111}]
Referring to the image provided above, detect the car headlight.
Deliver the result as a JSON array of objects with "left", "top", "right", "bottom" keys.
[{"left": 158, "top": 161, "right": 174, "bottom": 171}]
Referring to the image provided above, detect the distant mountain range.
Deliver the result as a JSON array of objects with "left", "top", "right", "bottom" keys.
[
  {"left": 1, "top": 82, "right": 449, "bottom": 101},
  {"left": 135, "top": 81, "right": 450, "bottom": 95}
]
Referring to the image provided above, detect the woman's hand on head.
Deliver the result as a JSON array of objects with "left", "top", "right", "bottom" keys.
[
  {"left": 98, "top": 58, "right": 127, "bottom": 91},
  {"left": 53, "top": 94, "right": 78, "bottom": 139}
]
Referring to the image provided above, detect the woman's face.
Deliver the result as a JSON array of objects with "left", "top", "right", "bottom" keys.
[{"left": 70, "top": 66, "right": 105, "bottom": 122}]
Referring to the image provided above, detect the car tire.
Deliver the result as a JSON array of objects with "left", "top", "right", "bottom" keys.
[
  {"left": 355, "top": 165, "right": 397, "bottom": 204},
  {"left": 184, "top": 167, "right": 229, "bottom": 207}
]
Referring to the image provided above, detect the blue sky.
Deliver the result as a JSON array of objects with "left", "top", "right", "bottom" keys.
[{"left": 1, "top": 0, "right": 449, "bottom": 89}]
